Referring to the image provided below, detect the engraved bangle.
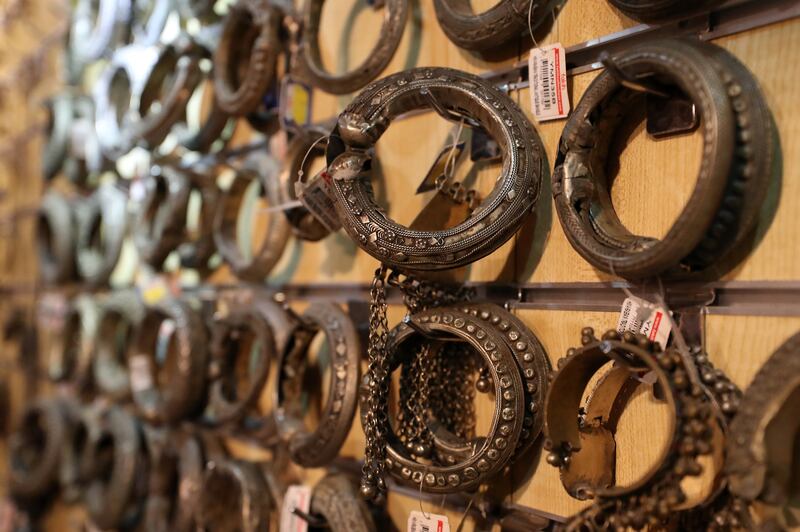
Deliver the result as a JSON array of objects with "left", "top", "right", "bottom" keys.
[
  {"left": 552, "top": 38, "right": 774, "bottom": 279},
  {"left": 37, "top": 190, "right": 77, "bottom": 285},
  {"left": 328, "top": 67, "right": 544, "bottom": 271},
  {"left": 128, "top": 299, "right": 209, "bottom": 424},
  {"left": 278, "top": 127, "right": 332, "bottom": 241},
  {"left": 368, "top": 306, "right": 526, "bottom": 493},
  {"left": 310, "top": 473, "right": 377, "bottom": 532},
  {"left": 213, "top": 153, "right": 291, "bottom": 281},
  {"left": 75, "top": 182, "right": 129, "bottom": 287},
  {"left": 274, "top": 302, "right": 361, "bottom": 467},
  {"left": 291, "top": 0, "right": 408, "bottom": 95},
  {"left": 213, "top": 0, "right": 282, "bottom": 115},
  {"left": 92, "top": 290, "right": 144, "bottom": 401},
  {"left": 433, "top": 0, "right": 561, "bottom": 52},
  {"left": 8, "top": 399, "right": 70, "bottom": 500},
  {"left": 544, "top": 328, "right": 716, "bottom": 530}
]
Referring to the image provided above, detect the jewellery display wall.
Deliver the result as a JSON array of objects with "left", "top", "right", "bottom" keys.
[{"left": 0, "top": 0, "right": 799, "bottom": 530}]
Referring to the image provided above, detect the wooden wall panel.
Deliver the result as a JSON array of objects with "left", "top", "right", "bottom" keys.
[{"left": 2, "top": 0, "right": 799, "bottom": 530}]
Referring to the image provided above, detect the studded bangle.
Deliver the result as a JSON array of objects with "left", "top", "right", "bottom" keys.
[
  {"left": 544, "top": 328, "right": 717, "bottom": 530},
  {"left": 213, "top": 0, "right": 282, "bottom": 115},
  {"left": 453, "top": 304, "right": 550, "bottom": 458},
  {"left": 365, "top": 306, "right": 526, "bottom": 493},
  {"left": 328, "top": 67, "right": 544, "bottom": 271},
  {"left": 552, "top": 38, "right": 774, "bottom": 279},
  {"left": 291, "top": 0, "right": 408, "bottom": 95},
  {"left": 274, "top": 302, "right": 361, "bottom": 467},
  {"left": 128, "top": 298, "right": 209, "bottom": 424},
  {"left": 214, "top": 153, "right": 291, "bottom": 281}
]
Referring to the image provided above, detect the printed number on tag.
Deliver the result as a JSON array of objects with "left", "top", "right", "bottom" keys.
[
  {"left": 279, "top": 485, "right": 312, "bottom": 532},
  {"left": 616, "top": 296, "right": 672, "bottom": 349},
  {"left": 407, "top": 511, "right": 450, "bottom": 532},
  {"left": 528, "top": 43, "right": 570, "bottom": 122}
]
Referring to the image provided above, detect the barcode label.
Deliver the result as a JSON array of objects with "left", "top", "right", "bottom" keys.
[
  {"left": 529, "top": 43, "right": 570, "bottom": 122},
  {"left": 407, "top": 511, "right": 450, "bottom": 532}
]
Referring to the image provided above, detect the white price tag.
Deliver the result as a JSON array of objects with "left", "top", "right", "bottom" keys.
[
  {"left": 616, "top": 296, "right": 672, "bottom": 349},
  {"left": 280, "top": 485, "right": 312, "bottom": 532},
  {"left": 408, "top": 511, "right": 450, "bottom": 532},
  {"left": 528, "top": 43, "right": 570, "bottom": 122},
  {"left": 296, "top": 169, "right": 342, "bottom": 233}
]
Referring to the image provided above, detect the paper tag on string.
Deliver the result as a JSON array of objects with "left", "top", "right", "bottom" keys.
[
  {"left": 407, "top": 511, "right": 450, "bottom": 532},
  {"left": 528, "top": 43, "right": 570, "bottom": 122},
  {"left": 296, "top": 170, "right": 342, "bottom": 233},
  {"left": 279, "top": 485, "right": 312, "bottom": 532},
  {"left": 616, "top": 296, "right": 672, "bottom": 349},
  {"left": 280, "top": 78, "right": 313, "bottom": 129}
]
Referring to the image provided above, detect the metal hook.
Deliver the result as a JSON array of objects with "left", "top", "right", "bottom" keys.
[
  {"left": 402, "top": 315, "right": 464, "bottom": 343},
  {"left": 419, "top": 89, "right": 482, "bottom": 129},
  {"left": 291, "top": 507, "right": 329, "bottom": 528},
  {"left": 599, "top": 51, "right": 671, "bottom": 99}
]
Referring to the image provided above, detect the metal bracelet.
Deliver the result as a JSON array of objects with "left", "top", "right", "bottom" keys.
[
  {"left": 198, "top": 459, "right": 273, "bottom": 532},
  {"left": 544, "top": 328, "right": 716, "bottom": 530},
  {"left": 213, "top": 0, "right": 282, "bottom": 115},
  {"left": 275, "top": 302, "right": 361, "bottom": 467},
  {"left": 130, "top": 37, "right": 205, "bottom": 148},
  {"left": 727, "top": 330, "right": 800, "bottom": 526},
  {"left": 552, "top": 38, "right": 774, "bottom": 279},
  {"left": 327, "top": 66, "right": 544, "bottom": 271},
  {"left": 128, "top": 298, "right": 208, "bottom": 424},
  {"left": 204, "top": 300, "right": 277, "bottom": 426},
  {"left": 47, "top": 294, "right": 99, "bottom": 391},
  {"left": 131, "top": 0, "right": 174, "bottom": 46},
  {"left": 37, "top": 190, "right": 77, "bottom": 285},
  {"left": 92, "top": 290, "right": 145, "bottom": 401},
  {"left": 608, "top": 0, "right": 724, "bottom": 22},
  {"left": 291, "top": 0, "right": 408, "bottom": 95},
  {"left": 433, "top": 0, "right": 561, "bottom": 52},
  {"left": 93, "top": 44, "right": 159, "bottom": 161},
  {"left": 75, "top": 182, "right": 129, "bottom": 287},
  {"left": 41, "top": 92, "right": 75, "bottom": 181},
  {"left": 8, "top": 399, "right": 70, "bottom": 500},
  {"left": 279, "top": 126, "right": 332, "bottom": 241},
  {"left": 310, "top": 473, "right": 377, "bottom": 532},
  {"left": 367, "top": 306, "right": 526, "bottom": 494},
  {"left": 85, "top": 406, "right": 147, "bottom": 531},
  {"left": 69, "top": 0, "right": 132, "bottom": 66},
  {"left": 213, "top": 152, "right": 291, "bottom": 281}
]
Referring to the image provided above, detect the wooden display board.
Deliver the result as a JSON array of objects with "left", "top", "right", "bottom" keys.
[{"left": 1, "top": 0, "right": 799, "bottom": 530}]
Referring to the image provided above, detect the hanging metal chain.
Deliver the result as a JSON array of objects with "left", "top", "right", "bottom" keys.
[
  {"left": 429, "top": 342, "right": 478, "bottom": 441},
  {"left": 396, "top": 341, "right": 434, "bottom": 458},
  {"left": 360, "top": 265, "right": 391, "bottom": 501}
]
